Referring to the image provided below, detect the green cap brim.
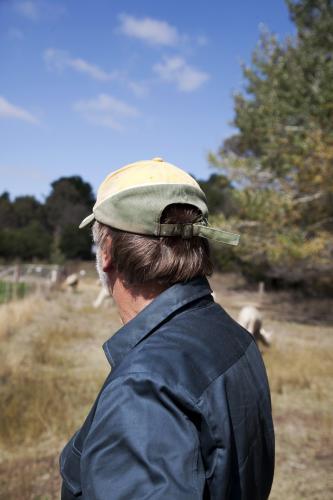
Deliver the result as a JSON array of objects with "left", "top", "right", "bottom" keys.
[{"left": 79, "top": 213, "right": 95, "bottom": 228}]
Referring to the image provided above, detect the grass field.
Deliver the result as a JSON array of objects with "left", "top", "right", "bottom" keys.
[
  {"left": 0, "top": 280, "right": 31, "bottom": 304},
  {"left": 0, "top": 273, "right": 332, "bottom": 499}
]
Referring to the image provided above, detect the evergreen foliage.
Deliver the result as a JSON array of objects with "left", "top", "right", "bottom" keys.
[
  {"left": 0, "top": 177, "right": 94, "bottom": 262},
  {"left": 209, "top": 0, "right": 333, "bottom": 291}
]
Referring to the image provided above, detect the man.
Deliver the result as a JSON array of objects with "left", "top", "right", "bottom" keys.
[{"left": 60, "top": 157, "right": 275, "bottom": 499}]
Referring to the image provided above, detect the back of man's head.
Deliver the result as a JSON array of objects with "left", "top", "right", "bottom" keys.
[{"left": 92, "top": 203, "right": 213, "bottom": 287}]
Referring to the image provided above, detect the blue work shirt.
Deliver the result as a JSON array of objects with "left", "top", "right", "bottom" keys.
[{"left": 60, "top": 276, "right": 274, "bottom": 499}]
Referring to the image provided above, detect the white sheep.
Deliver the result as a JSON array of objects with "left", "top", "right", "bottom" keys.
[
  {"left": 238, "top": 306, "right": 273, "bottom": 347},
  {"left": 64, "top": 273, "right": 79, "bottom": 292}
]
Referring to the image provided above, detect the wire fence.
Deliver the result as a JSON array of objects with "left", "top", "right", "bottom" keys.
[
  {"left": 0, "top": 265, "right": 63, "bottom": 304},
  {"left": 0, "top": 281, "right": 34, "bottom": 304}
]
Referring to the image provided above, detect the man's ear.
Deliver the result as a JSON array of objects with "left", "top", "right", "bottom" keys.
[{"left": 101, "top": 236, "right": 113, "bottom": 272}]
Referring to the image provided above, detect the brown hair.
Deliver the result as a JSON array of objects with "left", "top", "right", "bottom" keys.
[{"left": 92, "top": 204, "right": 213, "bottom": 287}]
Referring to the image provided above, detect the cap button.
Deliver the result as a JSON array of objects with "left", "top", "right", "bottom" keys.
[{"left": 152, "top": 157, "right": 164, "bottom": 162}]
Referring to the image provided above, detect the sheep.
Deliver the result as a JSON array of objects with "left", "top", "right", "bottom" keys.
[
  {"left": 64, "top": 273, "right": 79, "bottom": 292},
  {"left": 238, "top": 306, "right": 273, "bottom": 347}
]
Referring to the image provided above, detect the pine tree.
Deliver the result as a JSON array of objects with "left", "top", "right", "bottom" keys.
[{"left": 210, "top": 0, "right": 333, "bottom": 291}]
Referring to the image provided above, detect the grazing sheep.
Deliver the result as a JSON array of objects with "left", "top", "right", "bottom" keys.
[
  {"left": 238, "top": 306, "right": 273, "bottom": 347},
  {"left": 65, "top": 273, "right": 79, "bottom": 292}
]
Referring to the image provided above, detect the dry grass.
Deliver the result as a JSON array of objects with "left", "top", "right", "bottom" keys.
[
  {"left": 0, "top": 274, "right": 332, "bottom": 499},
  {"left": 0, "top": 292, "right": 114, "bottom": 445},
  {"left": 0, "top": 294, "right": 40, "bottom": 339},
  {"left": 266, "top": 343, "right": 333, "bottom": 394},
  {"left": 0, "top": 324, "right": 105, "bottom": 447},
  {"left": 0, "top": 284, "right": 116, "bottom": 500},
  {"left": 263, "top": 322, "right": 333, "bottom": 500}
]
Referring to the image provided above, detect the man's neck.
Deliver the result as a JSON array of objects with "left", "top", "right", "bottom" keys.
[{"left": 111, "top": 276, "right": 168, "bottom": 325}]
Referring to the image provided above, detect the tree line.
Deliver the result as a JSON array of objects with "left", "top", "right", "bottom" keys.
[{"left": 0, "top": 176, "right": 94, "bottom": 262}]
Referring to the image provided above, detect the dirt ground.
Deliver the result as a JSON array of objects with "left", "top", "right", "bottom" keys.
[{"left": 0, "top": 272, "right": 332, "bottom": 499}]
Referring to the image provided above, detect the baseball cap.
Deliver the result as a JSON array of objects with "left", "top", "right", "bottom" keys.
[{"left": 79, "top": 157, "right": 240, "bottom": 246}]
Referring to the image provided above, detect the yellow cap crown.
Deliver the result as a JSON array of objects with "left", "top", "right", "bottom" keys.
[{"left": 96, "top": 157, "right": 201, "bottom": 207}]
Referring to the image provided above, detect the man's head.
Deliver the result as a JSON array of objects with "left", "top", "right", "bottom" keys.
[
  {"left": 80, "top": 157, "right": 240, "bottom": 292},
  {"left": 92, "top": 203, "right": 213, "bottom": 291}
]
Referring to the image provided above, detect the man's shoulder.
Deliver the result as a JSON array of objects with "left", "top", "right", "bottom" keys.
[{"left": 107, "top": 299, "right": 256, "bottom": 401}]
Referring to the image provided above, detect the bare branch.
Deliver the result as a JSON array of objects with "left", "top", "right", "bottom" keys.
[{"left": 292, "top": 192, "right": 324, "bottom": 204}]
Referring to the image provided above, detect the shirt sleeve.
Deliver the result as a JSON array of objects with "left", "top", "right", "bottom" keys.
[{"left": 80, "top": 373, "right": 203, "bottom": 500}]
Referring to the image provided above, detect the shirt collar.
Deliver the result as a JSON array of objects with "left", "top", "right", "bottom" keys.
[{"left": 103, "top": 276, "right": 212, "bottom": 368}]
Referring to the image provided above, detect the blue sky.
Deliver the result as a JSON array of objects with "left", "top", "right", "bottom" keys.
[{"left": 0, "top": 0, "right": 294, "bottom": 200}]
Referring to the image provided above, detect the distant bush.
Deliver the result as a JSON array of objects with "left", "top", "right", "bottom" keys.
[{"left": 0, "top": 176, "right": 94, "bottom": 262}]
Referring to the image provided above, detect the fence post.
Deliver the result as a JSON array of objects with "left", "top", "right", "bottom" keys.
[{"left": 13, "top": 265, "right": 21, "bottom": 300}]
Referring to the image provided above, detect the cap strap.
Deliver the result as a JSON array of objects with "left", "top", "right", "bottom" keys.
[
  {"left": 158, "top": 223, "right": 240, "bottom": 246},
  {"left": 158, "top": 223, "right": 198, "bottom": 238},
  {"left": 195, "top": 224, "right": 240, "bottom": 246}
]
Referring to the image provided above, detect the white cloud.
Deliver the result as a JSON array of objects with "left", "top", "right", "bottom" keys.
[
  {"left": 153, "top": 56, "right": 209, "bottom": 92},
  {"left": 8, "top": 27, "right": 25, "bottom": 40},
  {"left": 117, "top": 14, "right": 208, "bottom": 49},
  {"left": 15, "top": 1, "right": 39, "bottom": 20},
  {"left": 0, "top": 96, "right": 39, "bottom": 124},
  {"left": 43, "top": 48, "right": 117, "bottom": 82},
  {"left": 197, "top": 35, "right": 209, "bottom": 47},
  {"left": 118, "top": 14, "right": 179, "bottom": 46},
  {"left": 14, "top": 1, "right": 66, "bottom": 21},
  {"left": 73, "top": 94, "right": 139, "bottom": 131},
  {"left": 127, "top": 80, "right": 149, "bottom": 98},
  {"left": 43, "top": 48, "right": 149, "bottom": 97}
]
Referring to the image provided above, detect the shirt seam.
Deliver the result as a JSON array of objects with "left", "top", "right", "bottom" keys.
[
  {"left": 99, "top": 340, "right": 254, "bottom": 407},
  {"left": 194, "top": 340, "right": 255, "bottom": 404},
  {"left": 97, "top": 371, "right": 199, "bottom": 412}
]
